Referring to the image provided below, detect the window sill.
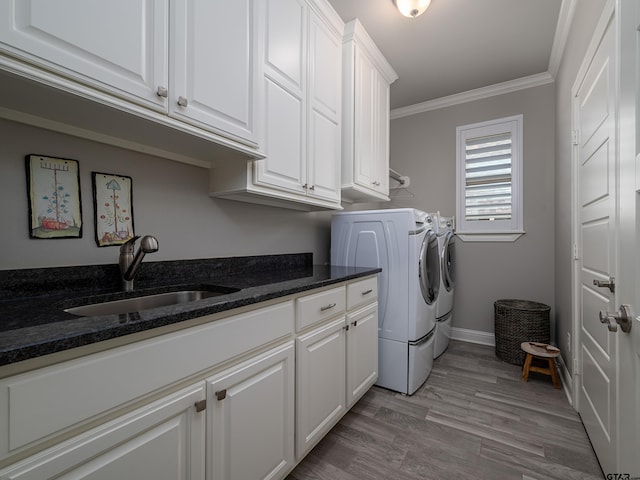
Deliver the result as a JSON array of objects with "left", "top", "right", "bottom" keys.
[{"left": 456, "top": 231, "right": 525, "bottom": 242}]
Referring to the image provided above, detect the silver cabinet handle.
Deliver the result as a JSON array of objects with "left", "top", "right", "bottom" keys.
[
  {"left": 362, "top": 289, "right": 373, "bottom": 295},
  {"left": 593, "top": 277, "right": 615, "bottom": 293},
  {"left": 156, "top": 86, "right": 168, "bottom": 98},
  {"left": 177, "top": 96, "right": 188, "bottom": 107},
  {"left": 320, "top": 303, "right": 336, "bottom": 312}
]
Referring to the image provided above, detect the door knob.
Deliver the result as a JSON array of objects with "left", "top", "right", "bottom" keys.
[
  {"left": 593, "top": 276, "right": 615, "bottom": 293},
  {"left": 599, "top": 304, "right": 633, "bottom": 333}
]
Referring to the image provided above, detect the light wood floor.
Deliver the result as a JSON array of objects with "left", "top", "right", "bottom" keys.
[{"left": 287, "top": 340, "right": 603, "bottom": 480}]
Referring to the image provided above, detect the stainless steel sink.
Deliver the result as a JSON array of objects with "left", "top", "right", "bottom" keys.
[{"left": 65, "top": 289, "right": 233, "bottom": 317}]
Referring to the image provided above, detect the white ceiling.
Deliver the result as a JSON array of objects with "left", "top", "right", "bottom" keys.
[{"left": 327, "top": 0, "right": 563, "bottom": 110}]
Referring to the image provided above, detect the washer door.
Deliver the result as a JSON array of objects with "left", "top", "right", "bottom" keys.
[
  {"left": 419, "top": 230, "right": 440, "bottom": 305},
  {"left": 442, "top": 231, "right": 455, "bottom": 292}
]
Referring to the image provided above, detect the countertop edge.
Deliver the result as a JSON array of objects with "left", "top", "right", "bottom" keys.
[{"left": 0, "top": 267, "right": 380, "bottom": 368}]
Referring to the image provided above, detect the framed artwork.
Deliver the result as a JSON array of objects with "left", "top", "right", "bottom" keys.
[
  {"left": 92, "top": 172, "right": 135, "bottom": 247},
  {"left": 25, "top": 154, "right": 82, "bottom": 239}
]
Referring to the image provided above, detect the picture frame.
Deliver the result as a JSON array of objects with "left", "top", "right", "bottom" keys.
[
  {"left": 92, "top": 172, "right": 135, "bottom": 247},
  {"left": 25, "top": 154, "right": 82, "bottom": 239}
]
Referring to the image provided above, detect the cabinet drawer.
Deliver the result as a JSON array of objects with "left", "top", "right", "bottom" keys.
[
  {"left": 347, "top": 276, "right": 378, "bottom": 310},
  {"left": 0, "top": 301, "right": 294, "bottom": 460},
  {"left": 296, "top": 286, "right": 345, "bottom": 331}
]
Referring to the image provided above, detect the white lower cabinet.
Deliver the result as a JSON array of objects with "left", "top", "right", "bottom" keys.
[
  {"left": 0, "top": 277, "right": 378, "bottom": 480},
  {"left": 294, "top": 276, "right": 378, "bottom": 461},
  {"left": 346, "top": 302, "right": 378, "bottom": 408},
  {"left": 0, "top": 384, "right": 206, "bottom": 480},
  {"left": 206, "top": 342, "right": 295, "bottom": 480},
  {"left": 296, "top": 316, "right": 347, "bottom": 458}
]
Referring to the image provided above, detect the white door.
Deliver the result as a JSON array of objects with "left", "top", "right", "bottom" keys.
[
  {"left": 618, "top": 1, "right": 640, "bottom": 476},
  {"left": 575, "top": 16, "right": 618, "bottom": 474},
  {"left": 575, "top": 6, "right": 640, "bottom": 474}
]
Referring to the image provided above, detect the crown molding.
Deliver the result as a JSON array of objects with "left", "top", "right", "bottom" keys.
[
  {"left": 390, "top": 72, "right": 554, "bottom": 119},
  {"left": 548, "top": 0, "right": 577, "bottom": 78},
  {"left": 390, "top": 0, "right": 573, "bottom": 121}
]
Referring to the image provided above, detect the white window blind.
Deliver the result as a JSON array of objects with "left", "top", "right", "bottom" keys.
[
  {"left": 465, "top": 132, "right": 513, "bottom": 221},
  {"left": 456, "top": 115, "right": 523, "bottom": 240}
]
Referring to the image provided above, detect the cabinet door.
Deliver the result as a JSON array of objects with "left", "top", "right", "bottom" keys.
[
  {"left": 207, "top": 343, "right": 294, "bottom": 480},
  {"left": 353, "top": 47, "right": 380, "bottom": 192},
  {"left": 0, "top": 0, "right": 168, "bottom": 111},
  {"left": 254, "top": 0, "right": 307, "bottom": 195},
  {"left": 296, "top": 317, "right": 346, "bottom": 459},
  {"left": 346, "top": 303, "right": 378, "bottom": 408},
  {"left": 307, "top": 11, "right": 342, "bottom": 203},
  {"left": 0, "top": 385, "right": 205, "bottom": 480},
  {"left": 171, "top": 0, "right": 259, "bottom": 145},
  {"left": 375, "top": 70, "right": 391, "bottom": 195}
]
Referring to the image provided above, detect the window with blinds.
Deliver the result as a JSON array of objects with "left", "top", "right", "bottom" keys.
[{"left": 456, "top": 115, "right": 523, "bottom": 239}]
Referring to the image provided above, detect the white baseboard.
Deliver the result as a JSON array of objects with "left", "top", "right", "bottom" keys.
[
  {"left": 451, "top": 327, "right": 495, "bottom": 346},
  {"left": 556, "top": 354, "right": 574, "bottom": 406}
]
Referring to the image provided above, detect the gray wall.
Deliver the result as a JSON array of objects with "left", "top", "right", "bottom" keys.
[
  {"left": 388, "top": 84, "right": 556, "bottom": 336},
  {"left": 554, "top": 0, "right": 607, "bottom": 373},
  {"left": 0, "top": 119, "right": 331, "bottom": 270}
]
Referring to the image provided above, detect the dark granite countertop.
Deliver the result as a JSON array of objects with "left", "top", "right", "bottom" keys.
[{"left": 0, "top": 254, "right": 380, "bottom": 367}]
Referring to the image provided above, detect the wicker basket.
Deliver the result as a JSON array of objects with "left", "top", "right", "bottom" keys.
[{"left": 494, "top": 299, "right": 550, "bottom": 365}]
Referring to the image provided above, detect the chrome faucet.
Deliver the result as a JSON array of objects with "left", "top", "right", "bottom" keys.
[{"left": 119, "top": 235, "right": 159, "bottom": 291}]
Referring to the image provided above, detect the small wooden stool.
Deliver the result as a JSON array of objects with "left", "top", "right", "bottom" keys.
[{"left": 520, "top": 341, "right": 561, "bottom": 389}]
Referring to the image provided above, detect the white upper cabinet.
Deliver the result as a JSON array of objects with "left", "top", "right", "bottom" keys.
[
  {"left": 210, "top": 0, "right": 343, "bottom": 211},
  {"left": 255, "top": 0, "right": 307, "bottom": 194},
  {"left": 342, "top": 19, "right": 398, "bottom": 203},
  {"left": 170, "top": 0, "right": 260, "bottom": 146},
  {"left": 307, "top": 10, "right": 342, "bottom": 204},
  {"left": 0, "top": 0, "right": 261, "bottom": 164},
  {"left": 254, "top": 0, "right": 343, "bottom": 205},
  {"left": 0, "top": 0, "right": 169, "bottom": 111}
]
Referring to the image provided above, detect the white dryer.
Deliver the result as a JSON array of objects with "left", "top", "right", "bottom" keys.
[
  {"left": 331, "top": 208, "right": 440, "bottom": 395},
  {"left": 433, "top": 213, "right": 456, "bottom": 358}
]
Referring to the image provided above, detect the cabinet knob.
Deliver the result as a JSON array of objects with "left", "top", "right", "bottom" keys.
[
  {"left": 156, "top": 86, "right": 168, "bottom": 98},
  {"left": 302, "top": 183, "right": 308, "bottom": 189},
  {"left": 309, "top": 185, "right": 315, "bottom": 191},
  {"left": 215, "top": 389, "right": 227, "bottom": 401},
  {"left": 352, "top": 320, "right": 358, "bottom": 327},
  {"left": 194, "top": 399, "right": 207, "bottom": 412},
  {"left": 177, "top": 96, "right": 189, "bottom": 107}
]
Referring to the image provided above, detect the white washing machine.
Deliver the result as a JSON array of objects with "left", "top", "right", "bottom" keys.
[
  {"left": 433, "top": 213, "right": 455, "bottom": 358},
  {"left": 331, "top": 208, "right": 440, "bottom": 395}
]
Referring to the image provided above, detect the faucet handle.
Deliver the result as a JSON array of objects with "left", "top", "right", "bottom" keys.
[{"left": 120, "top": 235, "right": 140, "bottom": 253}]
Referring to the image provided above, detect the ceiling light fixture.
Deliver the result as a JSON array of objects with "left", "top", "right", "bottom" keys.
[{"left": 393, "top": 0, "right": 431, "bottom": 18}]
